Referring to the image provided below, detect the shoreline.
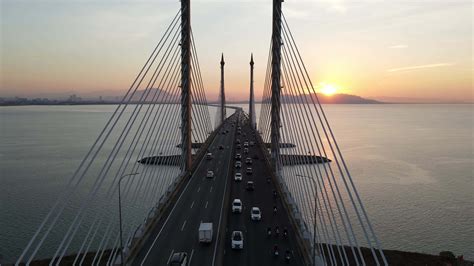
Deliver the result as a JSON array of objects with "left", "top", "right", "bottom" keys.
[{"left": 7, "top": 247, "right": 472, "bottom": 265}]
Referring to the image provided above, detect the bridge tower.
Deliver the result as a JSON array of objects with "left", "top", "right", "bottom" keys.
[
  {"left": 249, "top": 54, "right": 256, "bottom": 129},
  {"left": 181, "top": 0, "right": 192, "bottom": 171},
  {"left": 220, "top": 53, "right": 226, "bottom": 124},
  {"left": 270, "top": 0, "right": 282, "bottom": 173}
]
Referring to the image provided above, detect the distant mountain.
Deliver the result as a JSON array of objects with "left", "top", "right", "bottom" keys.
[
  {"left": 272, "top": 93, "right": 382, "bottom": 104},
  {"left": 129, "top": 88, "right": 177, "bottom": 103},
  {"left": 372, "top": 96, "right": 471, "bottom": 104},
  {"left": 1, "top": 90, "right": 382, "bottom": 104}
]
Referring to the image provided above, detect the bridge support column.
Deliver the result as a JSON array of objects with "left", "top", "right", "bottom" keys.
[
  {"left": 181, "top": 0, "right": 192, "bottom": 172},
  {"left": 220, "top": 54, "right": 226, "bottom": 124},
  {"left": 271, "top": 0, "right": 282, "bottom": 174},
  {"left": 249, "top": 54, "right": 256, "bottom": 129}
]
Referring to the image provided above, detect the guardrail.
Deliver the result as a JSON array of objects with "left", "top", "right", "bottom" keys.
[
  {"left": 125, "top": 112, "right": 239, "bottom": 265},
  {"left": 252, "top": 121, "right": 313, "bottom": 266}
]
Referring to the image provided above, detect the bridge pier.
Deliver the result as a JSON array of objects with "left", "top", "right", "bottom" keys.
[
  {"left": 181, "top": 0, "right": 192, "bottom": 172},
  {"left": 220, "top": 53, "right": 226, "bottom": 125},
  {"left": 270, "top": 0, "right": 283, "bottom": 174},
  {"left": 249, "top": 54, "right": 256, "bottom": 129}
]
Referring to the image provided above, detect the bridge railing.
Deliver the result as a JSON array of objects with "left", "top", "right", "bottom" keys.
[
  {"left": 125, "top": 111, "right": 235, "bottom": 264},
  {"left": 252, "top": 119, "right": 314, "bottom": 265}
]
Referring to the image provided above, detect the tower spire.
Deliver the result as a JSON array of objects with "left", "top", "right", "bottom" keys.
[
  {"left": 180, "top": 0, "right": 192, "bottom": 171},
  {"left": 220, "top": 53, "right": 226, "bottom": 125},
  {"left": 271, "top": 0, "right": 282, "bottom": 174},
  {"left": 249, "top": 53, "right": 256, "bottom": 129}
]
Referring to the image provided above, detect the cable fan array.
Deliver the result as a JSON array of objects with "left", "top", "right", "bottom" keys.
[
  {"left": 18, "top": 9, "right": 211, "bottom": 265},
  {"left": 258, "top": 13, "right": 388, "bottom": 266}
]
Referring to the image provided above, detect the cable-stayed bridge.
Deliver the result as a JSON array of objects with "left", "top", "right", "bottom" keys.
[{"left": 16, "top": 1, "right": 387, "bottom": 265}]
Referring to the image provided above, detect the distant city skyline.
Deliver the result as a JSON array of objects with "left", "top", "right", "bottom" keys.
[{"left": 1, "top": 0, "right": 472, "bottom": 103}]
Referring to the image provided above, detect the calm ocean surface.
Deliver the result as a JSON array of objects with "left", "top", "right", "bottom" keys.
[{"left": 0, "top": 104, "right": 473, "bottom": 262}]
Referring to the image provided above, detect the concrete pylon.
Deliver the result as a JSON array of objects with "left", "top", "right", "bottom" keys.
[
  {"left": 271, "top": 0, "right": 282, "bottom": 174},
  {"left": 220, "top": 53, "right": 226, "bottom": 124},
  {"left": 180, "top": 0, "right": 192, "bottom": 172},
  {"left": 249, "top": 54, "right": 256, "bottom": 129}
]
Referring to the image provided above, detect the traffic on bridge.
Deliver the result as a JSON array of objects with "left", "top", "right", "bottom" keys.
[{"left": 16, "top": 0, "right": 388, "bottom": 265}]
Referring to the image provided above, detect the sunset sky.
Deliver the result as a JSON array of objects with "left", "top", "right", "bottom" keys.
[{"left": 1, "top": 0, "right": 472, "bottom": 103}]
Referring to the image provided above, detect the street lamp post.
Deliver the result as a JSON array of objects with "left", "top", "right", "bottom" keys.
[
  {"left": 118, "top": 172, "right": 139, "bottom": 266},
  {"left": 296, "top": 174, "right": 318, "bottom": 266}
]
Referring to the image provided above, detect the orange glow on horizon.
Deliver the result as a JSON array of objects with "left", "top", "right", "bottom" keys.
[{"left": 319, "top": 82, "right": 340, "bottom": 96}]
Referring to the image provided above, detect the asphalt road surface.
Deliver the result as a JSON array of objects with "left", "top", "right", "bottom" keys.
[
  {"left": 133, "top": 111, "right": 303, "bottom": 265},
  {"left": 133, "top": 113, "right": 238, "bottom": 266},
  {"left": 222, "top": 118, "right": 304, "bottom": 265}
]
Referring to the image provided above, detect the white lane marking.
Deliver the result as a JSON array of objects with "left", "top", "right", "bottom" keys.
[
  {"left": 189, "top": 249, "right": 195, "bottom": 265},
  {"left": 140, "top": 128, "right": 221, "bottom": 265},
  {"left": 190, "top": 201, "right": 195, "bottom": 209},
  {"left": 205, "top": 201, "right": 208, "bottom": 209},
  {"left": 181, "top": 220, "right": 187, "bottom": 231},
  {"left": 210, "top": 186, "right": 213, "bottom": 192},
  {"left": 197, "top": 187, "right": 201, "bottom": 192},
  {"left": 166, "top": 249, "right": 174, "bottom": 265},
  {"left": 211, "top": 126, "right": 234, "bottom": 266}
]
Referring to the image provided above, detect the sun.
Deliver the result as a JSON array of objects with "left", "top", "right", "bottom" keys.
[{"left": 319, "top": 83, "right": 339, "bottom": 96}]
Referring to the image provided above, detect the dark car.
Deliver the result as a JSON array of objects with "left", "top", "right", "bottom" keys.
[
  {"left": 246, "top": 181, "right": 255, "bottom": 191},
  {"left": 169, "top": 252, "right": 187, "bottom": 266}
]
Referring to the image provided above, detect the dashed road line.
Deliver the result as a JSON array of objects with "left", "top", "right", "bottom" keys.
[
  {"left": 166, "top": 249, "right": 174, "bottom": 265},
  {"left": 180, "top": 220, "right": 187, "bottom": 231},
  {"left": 189, "top": 249, "right": 195, "bottom": 265}
]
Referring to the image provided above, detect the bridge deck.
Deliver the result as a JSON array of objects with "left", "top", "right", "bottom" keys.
[
  {"left": 131, "top": 111, "right": 303, "bottom": 265},
  {"left": 132, "top": 114, "right": 236, "bottom": 265},
  {"left": 223, "top": 114, "right": 304, "bottom": 265}
]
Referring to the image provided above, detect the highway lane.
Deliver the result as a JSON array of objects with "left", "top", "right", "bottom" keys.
[
  {"left": 133, "top": 113, "right": 238, "bottom": 266},
  {"left": 222, "top": 118, "right": 304, "bottom": 266}
]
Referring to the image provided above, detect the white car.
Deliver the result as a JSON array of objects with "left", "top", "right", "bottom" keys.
[
  {"left": 231, "top": 231, "right": 244, "bottom": 249},
  {"left": 234, "top": 172, "right": 242, "bottom": 181},
  {"left": 243, "top": 142, "right": 249, "bottom": 147},
  {"left": 235, "top": 161, "right": 241, "bottom": 168},
  {"left": 235, "top": 153, "right": 241, "bottom": 160},
  {"left": 206, "top": 170, "right": 214, "bottom": 178},
  {"left": 250, "top": 207, "right": 261, "bottom": 221},
  {"left": 232, "top": 199, "right": 242, "bottom": 213}
]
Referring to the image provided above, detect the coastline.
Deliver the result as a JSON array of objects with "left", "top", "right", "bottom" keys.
[{"left": 8, "top": 247, "right": 472, "bottom": 265}]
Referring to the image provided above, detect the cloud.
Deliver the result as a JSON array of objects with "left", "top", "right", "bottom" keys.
[
  {"left": 328, "top": 2, "right": 347, "bottom": 14},
  {"left": 387, "top": 63, "right": 455, "bottom": 73},
  {"left": 284, "top": 7, "right": 310, "bottom": 19},
  {"left": 389, "top": 44, "right": 408, "bottom": 49}
]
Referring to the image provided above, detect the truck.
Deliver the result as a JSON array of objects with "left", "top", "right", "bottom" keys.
[{"left": 198, "top": 222, "right": 213, "bottom": 243}]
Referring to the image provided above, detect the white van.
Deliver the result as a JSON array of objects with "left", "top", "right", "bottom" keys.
[{"left": 198, "top": 222, "right": 213, "bottom": 243}]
